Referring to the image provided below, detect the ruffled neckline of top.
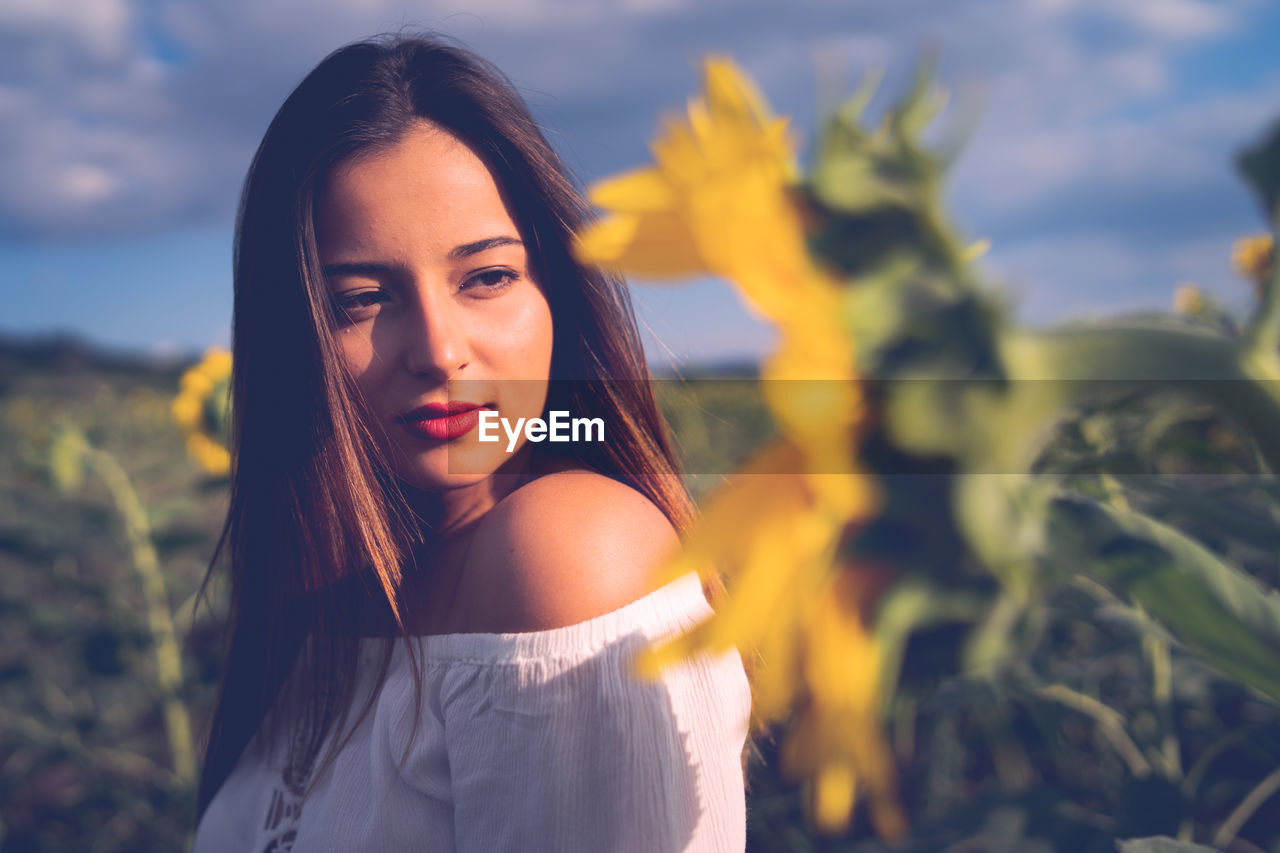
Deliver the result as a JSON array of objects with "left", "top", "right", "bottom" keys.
[{"left": 358, "top": 572, "right": 709, "bottom": 663}]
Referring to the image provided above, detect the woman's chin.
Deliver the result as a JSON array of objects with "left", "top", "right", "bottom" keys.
[
  {"left": 398, "top": 468, "right": 495, "bottom": 495},
  {"left": 394, "top": 443, "right": 533, "bottom": 496}
]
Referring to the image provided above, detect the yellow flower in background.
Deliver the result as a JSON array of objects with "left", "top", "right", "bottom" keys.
[
  {"left": 1232, "top": 234, "right": 1276, "bottom": 300},
  {"left": 171, "top": 348, "right": 231, "bottom": 476},
  {"left": 586, "top": 58, "right": 904, "bottom": 837},
  {"left": 186, "top": 432, "right": 230, "bottom": 477},
  {"left": 1173, "top": 283, "right": 1205, "bottom": 316}
]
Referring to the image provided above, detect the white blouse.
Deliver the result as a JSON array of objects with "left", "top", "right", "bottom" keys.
[{"left": 193, "top": 572, "right": 752, "bottom": 852}]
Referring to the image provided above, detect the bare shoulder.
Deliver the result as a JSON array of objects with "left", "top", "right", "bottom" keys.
[{"left": 459, "top": 470, "right": 680, "bottom": 633}]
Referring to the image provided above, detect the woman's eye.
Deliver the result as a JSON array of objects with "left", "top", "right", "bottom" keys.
[
  {"left": 331, "top": 289, "right": 389, "bottom": 321},
  {"left": 462, "top": 268, "right": 519, "bottom": 294}
]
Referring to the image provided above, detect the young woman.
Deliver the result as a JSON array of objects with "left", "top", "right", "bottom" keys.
[{"left": 193, "top": 34, "right": 751, "bottom": 852}]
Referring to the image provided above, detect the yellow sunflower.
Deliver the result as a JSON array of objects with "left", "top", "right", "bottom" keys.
[
  {"left": 1232, "top": 234, "right": 1276, "bottom": 300},
  {"left": 580, "top": 58, "right": 904, "bottom": 837},
  {"left": 171, "top": 348, "right": 232, "bottom": 476},
  {"left": 1173, "top": 283, "right": 1205, "bottom": 316}
]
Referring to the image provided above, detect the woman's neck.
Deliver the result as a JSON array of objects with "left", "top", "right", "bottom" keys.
[
  {"left": 406, "top": 443, "right": 541, "bottom": 537},
  {"left": 356, "top": 447, "right": 586, "bottom": 637}
]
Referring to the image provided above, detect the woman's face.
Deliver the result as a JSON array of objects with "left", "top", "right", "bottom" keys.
[{"left": 315, "top": 122, "right": 554, "bottom": 494}]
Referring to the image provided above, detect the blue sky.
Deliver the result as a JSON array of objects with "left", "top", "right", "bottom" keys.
[{"left": 2, "top": 0, "right": 1279, "bottom": 368}]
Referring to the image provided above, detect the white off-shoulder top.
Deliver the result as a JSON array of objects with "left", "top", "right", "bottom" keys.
[{"left": 193, "top": 572, "right": 752, "bottom": 852}]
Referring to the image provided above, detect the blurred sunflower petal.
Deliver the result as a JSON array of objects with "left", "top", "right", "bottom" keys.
[
  {"left": 634, "top": 616, "right": 719, "bottom": 679},
  {"left": 812, "top": 761, "right": 858, "bottom": 835},
  {"left": 806, "top": 571, "right": 881, "bottom": 709},
  {"left": 749, "top": 595, "right": 804, "bottom": 719},
  {"left": 588, "top": 168, "right": 678, "bottom": 212},
  {"left": 199, "top": 348, "right": 233, "bottom": 380},
  {"left": 180, "top": 371, "right": 213, "bottom": 397},
  {"left": 580, "top": 55, "right": 806, "bottom": 307},
  {"left": 172, "top": 348, "right": 232, "bottom": 476},
  {"left": 703, "top": 57, "right": 769, "bottom": 123},
  {"left": 171, "top": 395, "right": 202, "bottom": 431},
  {"left": 576, "top": 211, "right": 703, "bottom": 279}
]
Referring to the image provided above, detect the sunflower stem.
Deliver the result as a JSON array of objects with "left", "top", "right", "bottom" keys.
[
  {"left": 1214, "top": 764, "right": 1280, "bottom": 849},
  {"left": 80, "top": 440, "right": 195, "bottom": 784},
  {"left": 1142, "top": 627, "right": 1182, "bottom": 780},
  {"left": 1035, "top": 683, "right": 1151, "bottom": 778}
]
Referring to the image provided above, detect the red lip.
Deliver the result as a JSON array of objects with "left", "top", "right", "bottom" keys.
[{"left": 400, "top": 402, "right": 483, "bottom": 441}]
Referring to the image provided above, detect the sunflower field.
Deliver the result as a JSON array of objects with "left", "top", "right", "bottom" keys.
[{"left": 3, "top": 56, "right": 1280, "bottom": 853}]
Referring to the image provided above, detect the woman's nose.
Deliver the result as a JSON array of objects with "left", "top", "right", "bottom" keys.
[{"left": 403, "top": 286, "right": 469, "bottom": 380}]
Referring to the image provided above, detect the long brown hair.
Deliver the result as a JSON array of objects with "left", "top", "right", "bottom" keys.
[{"left": 197, "top": 34, "right": 693, "bottom": 817}]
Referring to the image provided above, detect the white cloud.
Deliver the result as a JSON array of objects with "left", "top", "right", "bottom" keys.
[
  {"left": 1099, "top": 49, "right": 1170, "bottom": 96},
  {"left": 1028, "top": 0, "right": 1240, "bottom": 42},
  {"left": 55, "top": 164, "right": 118, "bottom": 203},
  {"left": 0, "top": 0, "right": 133, "bottom": 60},
  {"left": 982, "top": 226, "right": 1257, "bottom": 329},
  {"left": 983, "top": 232, "right": 1161, "bottom": 323},
  {"left": 951, "top": 80, "right": 1280, "bottom": 224},
  {"left": 1110, "top": 0, "right": 1237, "bottom": 41},
  {"left": 0, "top": 0, "right": 1275, "bottom": 248}
]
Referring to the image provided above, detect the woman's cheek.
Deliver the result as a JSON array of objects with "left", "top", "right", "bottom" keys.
[
  {"left": 477, "top": 295, "right": 553, "bottom": 374},
  {"left": 337, "top": 327, "right": 379, "bottom": 377}
]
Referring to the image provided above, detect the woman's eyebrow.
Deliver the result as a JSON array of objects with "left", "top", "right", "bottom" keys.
[
  {"left": 449, "top": 235, "right": 523, "bottom": 259},
  {"left": 321, "top": 237, "right": 523, "bottom": 277},
  {"left": 322, "top": 260, "right": 396, "bottom": 278}
]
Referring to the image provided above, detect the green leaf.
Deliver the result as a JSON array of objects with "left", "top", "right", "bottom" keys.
[
  {"left": 890, "top": 52, "right": 945, "bottom": 142},
  {"left": 1048, "top": 490, "right": 1280, "bottom": 705},
  {"left": 807, "top": 57, "right": 946, "bottom": 217},
  {"left": 953, "top": 474, "right": 1059, "bottom": 598},
  {"left": 1002, "top": 325, "right": 1280, "bottom": 474},
  {"left": 884, "top": 378, "right": 1068, "bottom": 475}
]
